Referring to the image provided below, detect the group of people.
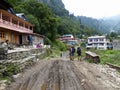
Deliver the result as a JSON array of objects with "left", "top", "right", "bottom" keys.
[{"left": 69, "top": 45, "right": 81, "bottom": 61}]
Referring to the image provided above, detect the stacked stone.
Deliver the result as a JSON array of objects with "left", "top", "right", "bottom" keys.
[{"left": 0, "top": 48, "right": 7, "bottom": 60}]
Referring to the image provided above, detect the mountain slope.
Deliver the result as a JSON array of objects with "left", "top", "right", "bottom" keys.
[
  {"left": 38, "top": 0, "right": 69, "bottom": 16},
  {"left": 37, "top": 0, "right": 101, "bottom": 36},
  {"left": 101, "top": 15, "right": 120, "bottom": 33},
  {"left": 77, "top": 16, "right": 110, "bottom": 33}
]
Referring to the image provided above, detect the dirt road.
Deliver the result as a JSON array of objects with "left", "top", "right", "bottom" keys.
[{"left": 6, "top": 58, "right": 120, "bottom": 90}]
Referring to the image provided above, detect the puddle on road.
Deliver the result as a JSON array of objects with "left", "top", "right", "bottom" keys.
[{"left": 41, "top": 83, "right": 59, "bottom": 90}]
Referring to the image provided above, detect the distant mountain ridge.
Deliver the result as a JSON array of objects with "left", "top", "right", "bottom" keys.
[
  {"left": 101, "top": 15, "right": 120, "bottom": 33},
  {"left": 77, "top": 16, "right": 109, "bottom": 33},
  {"left": 77, "top": 15, "right": 120, "bottom": 34},
  {"left": 37, "top": 0, "right": 120, "bottom": 34}
]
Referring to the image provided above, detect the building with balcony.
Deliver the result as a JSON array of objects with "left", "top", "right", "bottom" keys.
[
  {"left": 86, "top": 35, "right": 110, "bottom": 50},
  {"left": 58, "top": 34, "right": 78, "bottom": 45},
  {"left": 0, "top": 0, "right": 34, "bottom": 45},
  {"left": 59, "top": 34, "right": 74, "bottom": 41}
]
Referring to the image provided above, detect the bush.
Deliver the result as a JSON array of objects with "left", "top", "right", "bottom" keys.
[
  {"left": 80, "top": 42, "right": 86, "bottom": 47},
  {"left": 54, "top": 40, "right": 67, "bottom": 51},
  {"left": 1, "top": 63, "right": 20, "bottom": 78}
]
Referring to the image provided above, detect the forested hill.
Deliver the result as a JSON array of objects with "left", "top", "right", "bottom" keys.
[
  {"left": 37, "top": 0, "right": 110, "bottom": 34},
  {"left": 37, "top": 0, "right": 101, "bottom": 35},
  {"left": 39, "top": 0, "right": 120, "bottom": 34},
  {"left": 77, "top": 16, "right": 109, "bottom": 33},
  {"left": 7, "top": 0, "right": 101, "bottom": 43},
  {"left": 38, "top": 0, "right": 68, "bottom": 16}
]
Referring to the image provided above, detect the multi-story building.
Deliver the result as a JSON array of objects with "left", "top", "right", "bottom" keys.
[
  {"left": 0, "top": 0, "right": 45, "bottom": 47},
  {"left": 0, "top": 0, "right": 34, "bottom": 45},
  {"left": 86, "top": 35, "right": 110, "bottom": 50}
]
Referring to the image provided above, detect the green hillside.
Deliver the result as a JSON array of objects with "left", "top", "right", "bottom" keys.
[{"left": 7, "top": 0, "right": 101, "bottom": 44}]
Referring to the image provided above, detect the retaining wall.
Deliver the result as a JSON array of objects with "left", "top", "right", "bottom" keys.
[{"left": 0, "top": 48, "right": 51, "bottom": 70}]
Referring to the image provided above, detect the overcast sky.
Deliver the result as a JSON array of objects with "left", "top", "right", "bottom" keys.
[{"left": 62, "top": 0, "right": 120, "bottom": 19}]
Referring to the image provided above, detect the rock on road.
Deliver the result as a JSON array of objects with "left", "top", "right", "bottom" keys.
[{"left": 6, "top": 58, "right": 120, "bottom": 90}]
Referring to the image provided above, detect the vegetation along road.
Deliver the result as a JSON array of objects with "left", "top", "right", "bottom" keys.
[{"left": 5, "top": 56, "right": 120, "bottom": 90}]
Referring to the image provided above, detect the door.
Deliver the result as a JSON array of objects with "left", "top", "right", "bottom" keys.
[{"left": 19, "top": 35, "right": 22, "bottom": 44}]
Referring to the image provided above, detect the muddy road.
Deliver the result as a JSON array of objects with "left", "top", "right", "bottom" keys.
[{"left": 6, "top": 58, "right": 120, "bottom": 90}]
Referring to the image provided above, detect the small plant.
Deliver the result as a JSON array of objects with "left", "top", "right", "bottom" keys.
[{"left": 0, "top": 63, "right": 20, "bottom": 80}]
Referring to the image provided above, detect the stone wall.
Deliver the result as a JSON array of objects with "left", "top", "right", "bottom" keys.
[
  {"left": 0, "top": 48, "right": 51, "bottom": 65},
  {"left": 0, "top": 48, "right": 52, "bottom": 90},
  {"left": 0, "top": 48, "right": 51, "bottom": 72}
]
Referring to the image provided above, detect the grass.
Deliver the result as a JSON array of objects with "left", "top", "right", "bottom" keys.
[
  {"left": 51, "top": 42, "right": 120, "bottom": 67},
  {"left": 85, "top": 49, "right": 120, "bottom": 66}
]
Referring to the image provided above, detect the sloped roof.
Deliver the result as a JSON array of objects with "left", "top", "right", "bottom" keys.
[
  {"left": 16, "top": 13, "right": 27, "bottom": 20},
  {"left": 0, "top": 0, "right": 15, "bottom": 14}
]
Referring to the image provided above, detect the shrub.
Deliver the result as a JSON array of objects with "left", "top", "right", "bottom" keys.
[{"left": 2, "top": 63, "right": 20, "bottom": 77}]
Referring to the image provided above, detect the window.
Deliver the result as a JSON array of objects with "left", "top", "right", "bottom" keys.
[
  {"left": 89, "top": 39, "right": 92, "bottom": 42},
  {"left": 99, "top": 39, "right": 104, "bottom": 41},
  {"left": 94, "top": 38, "right": 98, "bottom": 42},
  {"left": 0, "top": 31, "right": 5, "bottom": 38}
]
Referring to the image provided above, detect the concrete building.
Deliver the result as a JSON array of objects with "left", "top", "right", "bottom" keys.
[{"left": 86, "top": 35, "right": 110, "bottom": 50}]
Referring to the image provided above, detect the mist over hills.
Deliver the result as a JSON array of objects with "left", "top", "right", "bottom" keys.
[
  {"left": 18, "top": 0, "right": 120, "bottom": 35},
  {"left": 101, "top": 15, "right": 120, "bottom": 33},
  {"left": 77, "top": 16, "right": 109, "bottom": 33},
  {"left": 37, "top": 0, "right": 120, "bottom": 34},
  {"left": 78, "top": 14, "right": 120, "bottom": 34},
  {"left": 39, "top": 0, "right": 120, "bottom": 34}
]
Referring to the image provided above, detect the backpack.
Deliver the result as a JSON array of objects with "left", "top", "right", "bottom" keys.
[
  {"left": 77, "top": 47, "right": 81, "bottom": 54},
  {"left": 71, "top": 47, "right": 75, "bottom": 53}
]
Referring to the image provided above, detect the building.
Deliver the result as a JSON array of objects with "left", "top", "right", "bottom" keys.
[
  {"left": 112, "top": 39, "right": 120, "bottom": 50},
  {"left": 0, "top": 0, "right": 34, "bottom": 45},
  {"left": 58, "top": 34, "right": 78, "bottom": 45},
  {"left": 16, "top": 13, "right": 27, "bottom": 21},
  {"left": 86, "top": 35, "right": 110, "bottom": 50},
  {"left": 59, "top": 34, "right": 74, "bottom": 41},
  {"left": 32, "top": 33, "right": 44, "bottom": 46},
  {"left": 66, "top": 39, "right": 78, "bottom": 45},
  {"left": 0, "top": 0, "right": 44, "bottom": 47}
]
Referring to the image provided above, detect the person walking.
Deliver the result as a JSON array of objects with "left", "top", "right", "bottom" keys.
[
  {"left": 69, "top": 45, "right": 75, "bottom": 61},
  {"left": 77, "top": 46, "right": 82, "bottom": 61}
]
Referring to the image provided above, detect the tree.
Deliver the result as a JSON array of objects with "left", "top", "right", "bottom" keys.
[
  {"left": 110, "top": 32, "right": 118, "bottom": 39},
  {"left": 7, "top": 0, "right": 101, "bottom": 43},
  {"left": 26, "top": 15, "right": 40, "bottom": 33},
  {"left": 11, "top": 0, "right": 59, "bottom": 42}
]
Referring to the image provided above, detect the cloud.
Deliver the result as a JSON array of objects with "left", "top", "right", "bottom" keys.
[{"left": 62, "top": 0, "right": 120, "bottom": 18}]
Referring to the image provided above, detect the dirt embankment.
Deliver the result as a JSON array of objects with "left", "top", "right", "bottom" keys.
[{"left": 5, "top": 58, "right": 120, "bottom": 90}]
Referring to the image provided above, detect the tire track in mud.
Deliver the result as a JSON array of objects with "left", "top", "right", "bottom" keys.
[
  {"left": 6, "top": 59, "right": 95, "bottom": 90},
  {"left": 6, "top": 60, "right": 54, "bottom": 90},
  {"left": 70, "top": 62, "right": 95, "bottom": 90}
]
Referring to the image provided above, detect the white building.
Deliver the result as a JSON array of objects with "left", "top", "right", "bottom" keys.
[
  {"left": 86, "top": 35, "right": 110, "bottom": 50},
  {"left": 60, "top": 34, "right": 74, "bottom": 40}
]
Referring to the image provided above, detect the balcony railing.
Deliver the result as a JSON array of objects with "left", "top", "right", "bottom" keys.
[{"left": 0, "top": 9, "right": 33, "bottom": 34}]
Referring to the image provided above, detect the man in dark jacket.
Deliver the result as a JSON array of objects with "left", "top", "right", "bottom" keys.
[
  {"left": 77, "top": 46, "right": 81, "bottom": 61},
  {"left": 69, "top": 45, "right": 75, "bottom": 61}
]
